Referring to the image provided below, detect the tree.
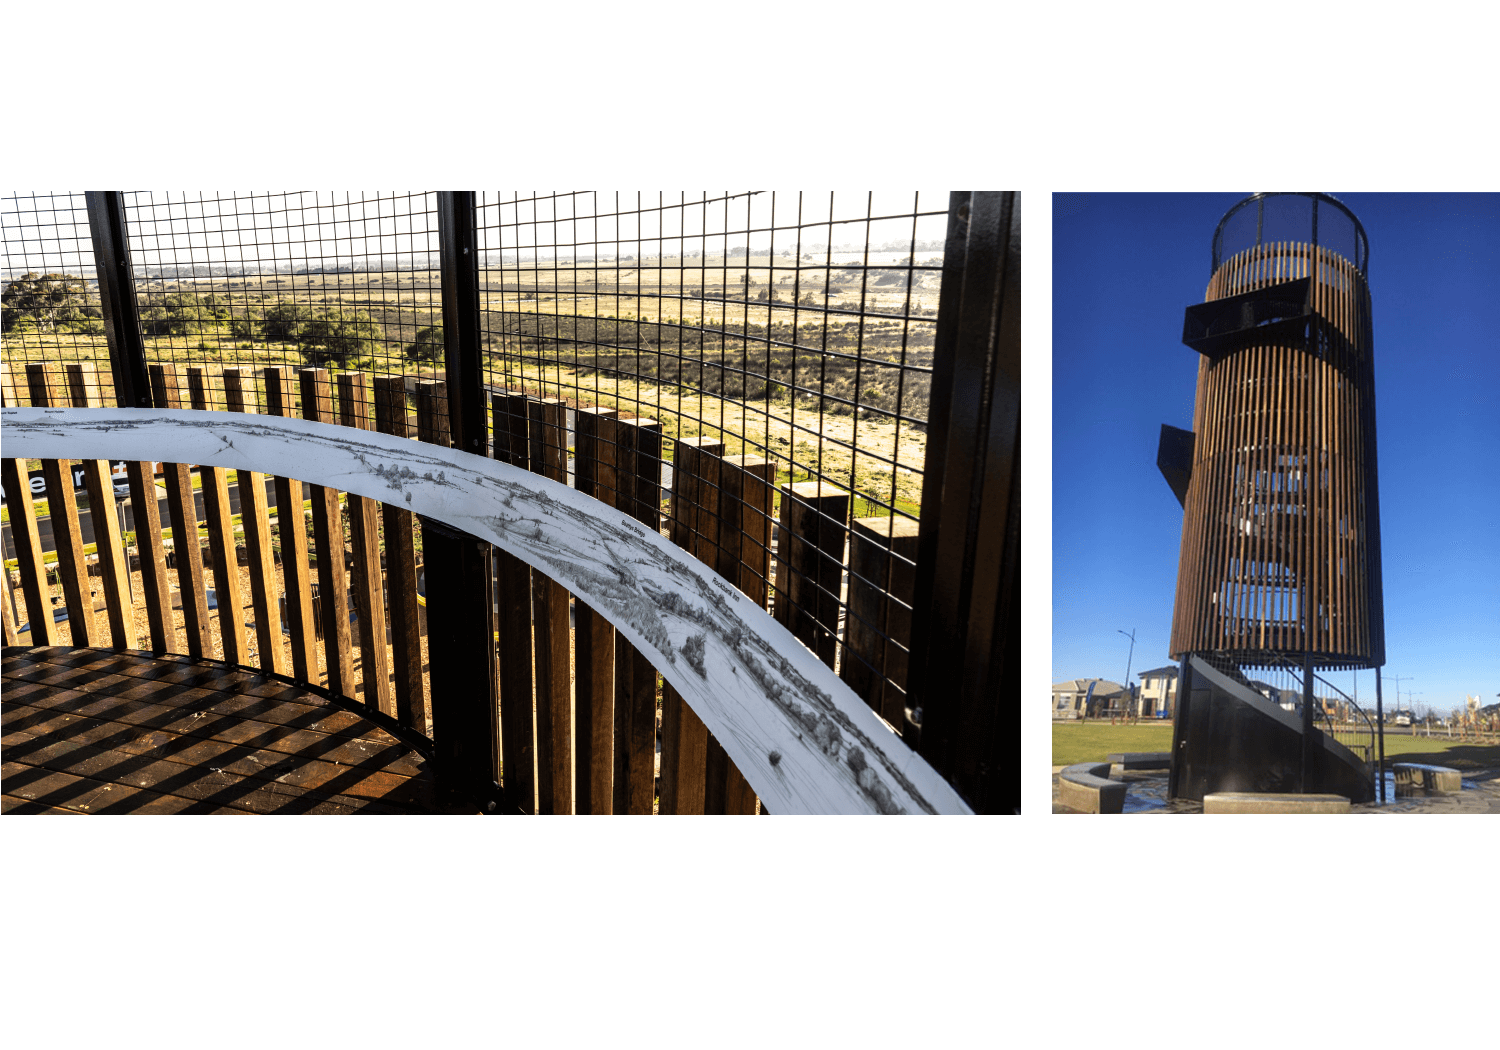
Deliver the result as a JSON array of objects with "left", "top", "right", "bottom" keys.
[
  {"left": 297, "top": 309, "right": 382, "bottom": 366},
  {"left": 406, "top": 325, "right": 444, "bottom": 362},
  {"left": 261, "top": 301, "right": 311, "bottom": 343},
  {"left": 2, "top": 272, "right": 93, "bottom": 333},
  {"left": 140, "top": 291, "right": 229, "bottom": 336}
]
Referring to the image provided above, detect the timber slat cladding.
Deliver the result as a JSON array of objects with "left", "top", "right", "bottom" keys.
[
  {"left": 1, "top": 647, "right": 465, "bottom": 815},
  {"left": 5, "top": 393, "right": 930, "bottom": 810},
  {"left": 336, "top": 372, "right": 394, "bottom": 718},
  {"left": 491, "top": 391, "right": 537, "bottom": 812},
  {"left": 264, "top": 366, "right": 320, "bottom": 682},
  {"left": 222, "top": 368, "right": 287, "bottom": 675},
  {"left": 773, "top": 480, "right": 851, "bottom": 668},
  {"left": 25, "top": 365, "right": 98, "bottom": 647},
  {"left": 613, "top": 416, "right": 663, "bottom": 815},
  {"left": 2, "top": 364, "right": 54, "bottom": 647},
  {"left": 299, "top": 368, "right": 355, "bottom": 696},
  {"left": 842, "top": 515, "right": 920, "bottom": 728},
  {"left": 1170, "top": 239, "right": 1382, "bottom": 669},
  {"left": 62, "top": 364, "right": 136, "bottom": 650},
  {"left": 572, "top": 406, "right": 618, "bottom": 813},
  {"left": 147, "top": 365, "right": 212, "bottom": 658},
  {"left": 186, "top": 368, "right": 248, "bottom": 666},
  {"left": 666, "top": 438, "right": 722, "bottom": 815},
  {"left": 528, "top": 396, "right": 573, "bottom": 814},
  {"left": 373, "top": 375, "right": 426, "bottom": 734}
]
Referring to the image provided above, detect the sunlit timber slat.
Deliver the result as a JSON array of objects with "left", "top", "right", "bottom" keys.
[{"left": 1170, "top": 237, "right": 1384, "bottom": 670}]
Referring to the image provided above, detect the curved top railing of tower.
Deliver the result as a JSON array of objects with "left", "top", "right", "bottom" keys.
[{"left": 1211, "top": 192, "right": 1369, "bottom": 277}]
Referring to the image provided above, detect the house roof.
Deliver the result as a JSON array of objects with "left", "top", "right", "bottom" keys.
[
  {"left": 1052, "top": 678, "right": 1127, "bottom": 695},
  {"left": 1138, "top": 666, "right": 1178, "bottom": 680}
]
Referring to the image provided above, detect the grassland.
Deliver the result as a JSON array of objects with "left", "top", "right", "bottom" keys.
[
  {"left": 1053, "top": 721, "right": 1500, "bottom": 771},
  {"left": 3, "top": 255, "right": 937, "bottom": 517}
]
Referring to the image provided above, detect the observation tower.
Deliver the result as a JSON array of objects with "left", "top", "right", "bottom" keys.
[{"left": 1158, "top": 192, "right": 1385, "bottom": 802}]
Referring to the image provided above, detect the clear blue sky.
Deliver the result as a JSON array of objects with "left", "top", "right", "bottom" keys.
[{"left": 1052, "top": 193, "right": 1499, "bottom": 719}]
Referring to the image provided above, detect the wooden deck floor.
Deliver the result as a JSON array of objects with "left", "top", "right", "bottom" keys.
[{"left": 2, "top": 646, "right": 474, "bottom": 814}]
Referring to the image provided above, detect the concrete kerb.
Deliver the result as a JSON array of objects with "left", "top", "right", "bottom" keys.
[
  {"left": 1203, "top": 792, "right": 1351, "bottom": 814},
  {"left": 1058, "top": 762, "right": 1127, "bottom": 814},
  {"left": 1050, "top": 765, "right": 1500, "bottom": 813}
]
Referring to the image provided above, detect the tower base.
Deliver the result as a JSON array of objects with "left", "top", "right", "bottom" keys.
[{"left": 1168, "top": 654, "right": 1375, "bottom": 804}]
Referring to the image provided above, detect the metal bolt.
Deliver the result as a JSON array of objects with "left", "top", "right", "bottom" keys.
[{"left": 906, "top": 706, "right": 923, "bottom": 727}]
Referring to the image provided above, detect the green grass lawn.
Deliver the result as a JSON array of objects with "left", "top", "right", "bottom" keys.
[
  {"left": 1052, "top": 720, "right": 1500, "bottom": 772},
  {"left": 1373, "top": 734, "right": 1500, "bottom": 772},
  {"left": 1052, "top": 721, "right": 1175, "bottom": 766}
]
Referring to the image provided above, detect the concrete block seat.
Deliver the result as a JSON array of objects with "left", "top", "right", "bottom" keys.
[
  {"left": 1393, "top": 763, "right": 1462, "bottom": 797},
  {"left": 1107, "top": 751, "right": 1172, "bottom": 771},
  {"left": 1058, "top": 762, "right": 1127, "bottom": 813},
  {"left": 1203, "top": 792, "right": 1350, "bottom": 814}
]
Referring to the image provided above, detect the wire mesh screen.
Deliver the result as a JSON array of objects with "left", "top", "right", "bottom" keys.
[
  {"left": 1, "top": 192, "right": 111, "bottom": 406},
  {"left": 2, "top": 193, "right": 110, "bottom": 643},
  {"left": 117, "top": 191, "right": 443, "bottom": 416},
  {"left": 3, "top": 189, "right": 953, "bottom": 740},
  {"left": 0, "top": 190, "right": 470, "bottom": 459},
  {"left": 1212, "top": 192, "right": 1369, "bottom": 274},
  {"left": 475, "top": 190, "right": 949, "bottom": 727}
]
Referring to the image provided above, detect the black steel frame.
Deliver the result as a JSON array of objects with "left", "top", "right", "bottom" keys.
[{"left": 903, "top": 191, "right": 1021, "bottom": 814}]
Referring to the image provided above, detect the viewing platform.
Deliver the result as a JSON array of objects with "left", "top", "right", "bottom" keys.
[
  {"left": 1, "top": 189, "right": 1022, "bottom": 814},
  {"left": 2, "top": 646, "right": 467, "bottom": 814}
]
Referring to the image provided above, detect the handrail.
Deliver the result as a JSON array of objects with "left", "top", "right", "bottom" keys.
[
  {"left": 1258, "top": 651, "right": 1376, "bottom": 786},
  {"left": 1, "top": 405, "right": 972, "bottom": 815}
]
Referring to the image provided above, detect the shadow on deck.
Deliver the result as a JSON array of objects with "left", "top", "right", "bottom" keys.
[{"left": 2, "top": 646, "right": 476, "bottom": 814}]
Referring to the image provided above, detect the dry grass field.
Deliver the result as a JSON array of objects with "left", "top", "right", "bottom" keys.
[{"left": 3, "top": 252, "right": 940, "bottom": 515}]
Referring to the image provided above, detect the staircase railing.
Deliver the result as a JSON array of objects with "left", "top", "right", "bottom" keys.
[{"left": 1257, "top": 651, "right": 1377, "bottom": 790}]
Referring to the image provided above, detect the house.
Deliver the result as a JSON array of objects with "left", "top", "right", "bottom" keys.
[
  {"left": 1052, "top": 678, "right": 1128, "bottom": 720},
  {"left": 1137, "top": 666, "right": 1178, "bottom": 719}
]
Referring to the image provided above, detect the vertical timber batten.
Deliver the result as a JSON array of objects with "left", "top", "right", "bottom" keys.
[
  {"left": 1165, "top": 194, "right": 1383, "bottom": 804},
  {"left": 1171, "top": 237, "right": 1383, "bottom": 670}
]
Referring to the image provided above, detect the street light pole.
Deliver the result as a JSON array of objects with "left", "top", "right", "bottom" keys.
[{"left": 1118, "top": 628, "right": 1136, "bottom": 720}]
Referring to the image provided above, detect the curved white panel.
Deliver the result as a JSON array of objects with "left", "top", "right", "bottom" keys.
[{"left": 1, "top": 406, "right": 972, "bottom": 815}]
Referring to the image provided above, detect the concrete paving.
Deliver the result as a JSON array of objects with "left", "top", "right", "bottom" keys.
[{"left": 1051, "top": 765, "right": 1500, "bottom": 814}]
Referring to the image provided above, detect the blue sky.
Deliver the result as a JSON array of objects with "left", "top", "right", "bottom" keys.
[{"left": 1052, "top": 193, "right": 1499, "bottom": 719}]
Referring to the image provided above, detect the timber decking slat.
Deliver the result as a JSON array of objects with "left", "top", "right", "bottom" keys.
[
  {"left": 2, "top": 702, "right": 435, "bottom": 810},
  {"left": 2, "top": 647, "right": 454, "bottom": 814},
  {"left": 0, "top": 688, "right": 394, "bottom": 767}
]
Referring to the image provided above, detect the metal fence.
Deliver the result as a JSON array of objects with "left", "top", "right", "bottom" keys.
[
  {"left": 474, "top": 191, "right": 943, "bottom": 717},
  {"left": 4, "top": 191, "right": 937, "bottom": 719}
]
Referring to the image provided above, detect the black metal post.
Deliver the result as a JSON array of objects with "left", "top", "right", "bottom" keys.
[
  {"left": 1375, "top": 668, "right": 1387, "bottom": 803},
  {"left": 84, "top": 191, "right": 152, "bottom": 408},
  {"left": 437, "top": 191, "right": 487, "bottom": 457},
  {"left": 903, "top": 191, "right": 1020, "bottom": 814},
  {"left": 426, "top": 191, "right": 501, "bottom": 810},
  {"left": 420, "top": 515, "right": 500, "bottom": 807},
  {"left": 1301, "top": 650, "right": 1316, "bottom": 793}
]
